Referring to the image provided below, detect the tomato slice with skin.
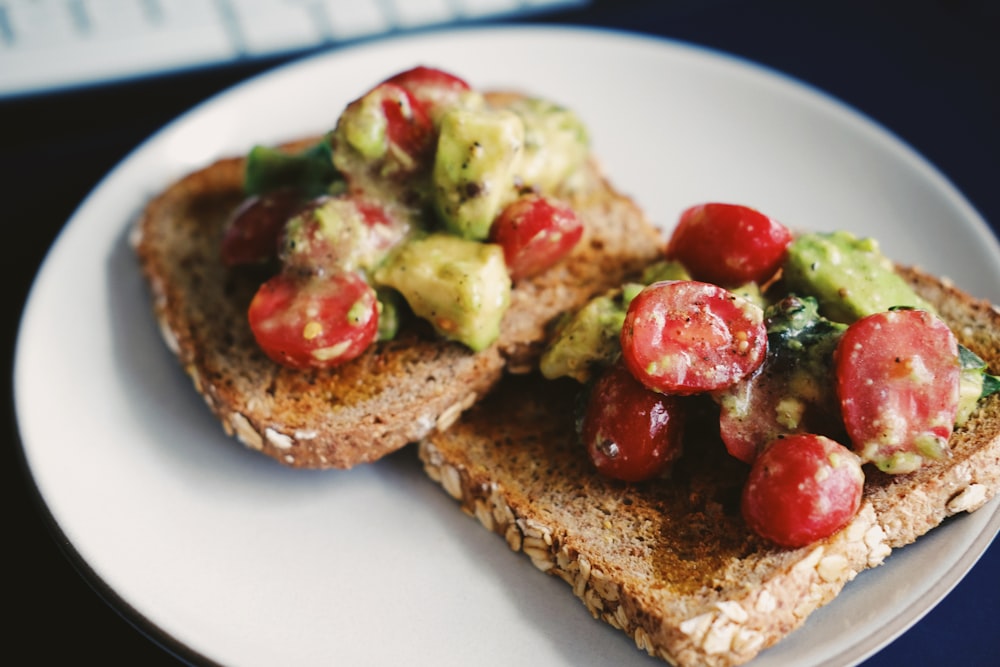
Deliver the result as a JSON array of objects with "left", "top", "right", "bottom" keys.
[
  {"left": 835, "top": 308, "right": 960, "bottom": 474},
  {"left": 665, "top": 203, "right": 793, "bottom": 287},
  {"left": 741, "top": 433, "right": 865, "bottom": 548},
  {"left": 580, "top": 361, "right": 686, "bottom": 482},
  {"left": 377, "top": 83, "right": 434, "bottom": 166},
  {"left": 248, "top": 271, "right": 379, "bottom": 369},
  {"left": 221, "top": 188, "right": 305, "bottom": 267},
  {"left": 489, "top": 194, "right": 583, "bottom": 281},
  {"left": 621, "top": 280, "right": 767, "bottom": 395}
]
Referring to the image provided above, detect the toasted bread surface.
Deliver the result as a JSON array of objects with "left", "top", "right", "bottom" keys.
[
  {"left": 132, "top": 127, "right": 663, "bottom": 468},
  {"left": 418, "top": 265, "right": 1000, "bottom": 667}
]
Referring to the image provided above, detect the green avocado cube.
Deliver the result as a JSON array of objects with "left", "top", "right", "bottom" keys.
[
  {"left": 375, "top": 234, "right": 511, "bottom": 351},
  {"left": 433, "top": 107, "right": 524, "bottom": 240}
]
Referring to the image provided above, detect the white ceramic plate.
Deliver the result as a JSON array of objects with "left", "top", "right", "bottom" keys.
[{"left": 15, "top": 26, "right": 1000, "bottom": 667}]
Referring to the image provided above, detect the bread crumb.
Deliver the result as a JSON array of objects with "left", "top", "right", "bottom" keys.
[
  {"left": 265, "top": 428, "right": 294, "bottom": 450},
  {"left": 230, "top": 412, "right": 263, "bottom": 450},
  {"left": 946, "top": 483, "right": 987, "bottom": 514}
]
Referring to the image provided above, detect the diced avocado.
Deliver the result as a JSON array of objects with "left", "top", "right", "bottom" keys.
[
  {"left": 782, "top": 231, "right": 934, "bottom": 323},
  {"left": 714, "top": 295, "right": 848, "bottom": 458},
  {"left": 374, "top": 233, "right": 511, "bottom": 351},
  {"left": 336, "top": 92, "right": 390, "bottom": 160},
  {"left": 540, "top": 284, "right": 643, "bottom": 383},
  {"left": 640, "top": 259, "right": 690, "bottom": 284},
  {"left": 763, "top": 296, "right": 848, "bottom": 395},
  {"left": 957, "top": 344, "right": 1000, "bottom": 426},
  {"left": 433, "top": 107, "right": 524, "bottom": 240},
  {"left": 506, "top": 97, "right": 589, "bottom": 193},
  {"left": 244, "top": 139, "right": 340, "bottom": 197}
]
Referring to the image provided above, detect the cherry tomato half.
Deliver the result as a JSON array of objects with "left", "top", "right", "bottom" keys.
[
  {"left": 248, "top": 271, "right": 379, "bottom": 369},
  {"left": 580, "top": 362, "right": 685, "bottom": 482},
  {"left": 221, "top": 188, "right": 305, "bottom": 267},
  {"left": 835, "top": 308, "right": 960, "bottom": 474},
  {"left": 384, "top": 66, "right": 472, "bottom": 117},
  {"left": 336, "top": 82, "right": 435, "bottom": 177},
  {"left": 741, "top": 433, "right": 865, "bottom": 548},
  {"left": 665, "top": 203, "right": 793, "bottom": 287},
  {"left": 489, "top": 194, "right": 583, "bottom": 281},
  {"left": 621, "top": 280, "right": 767, "bottom": 395}
]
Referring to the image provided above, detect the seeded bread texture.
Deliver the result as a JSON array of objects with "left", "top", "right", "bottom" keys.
[
  {"left": 131, "top": 121, "right": 663, "bottom": 469},
  {"left": 418, "top": 265, "right": 1000, "bottom": 667}
]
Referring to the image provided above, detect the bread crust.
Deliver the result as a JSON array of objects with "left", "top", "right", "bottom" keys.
[
  {"left": 131, "top": 131, "right": 663, "bottom": 468},
  {"left": 418, "top": 265, "right": 1000, "bottom": 667}
]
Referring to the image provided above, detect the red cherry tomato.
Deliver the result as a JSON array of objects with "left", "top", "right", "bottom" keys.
[
  {"left": 580, "top": 362, "right": 685, "bottom": 482},
  {"left": 665, "top": 203, "right": 793, "bottom": 286},
  {"left": 716, "top": 296, "right": 847, "bottom": 464},
  {"left": 337, "top": 82, "right": 435, "bottom": 177},
  {"left": 248, "top": 271, "right": 379, "bottom": 369},
  {"left": 489, "top": 194, "right": 583, "bottom": 281},
  {"left": 741, "top": 433, "right": 865, "bottom": 548},
  {"left": 376, "top": 83, "right": 434, "bottom": 165},
  {"left": 384, "top": 66, "right": 471, "bottom": 113},
  {"left": 834, "top": 308, "right": 960, "bottom": 474},
  {"left": 717, "top": 364, "right": 847, "bottom": 465},
  {"left": 620, "top": 280, "right": 767, "bottom": 395},
  {"left": 221, "top": 188, "right": 305, "bottom": 267}
]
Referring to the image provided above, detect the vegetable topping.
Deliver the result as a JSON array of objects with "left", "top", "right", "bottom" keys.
[
  {"left": 835, "top": 308, "right": 960, "bottom": 474},
  {"left": 223, "top": 65, "right": 591, "bottom": 368},
  {"left": 248, "top": 271, "right": 379, "bottom": 369},
  {"left": 715, "top": 295, "right": 847, "bottom": 464},
  {"left": 665, "top": 203, "right": 792, "bottom": 287},
  {"left": 221, "top": 188, "right": 306, "bottom": 267},
  {"left": 490, "top": 194, "right": 584, "bottom": 282},
  {"left": 620, "top": 280, "right": 767, "bottom": 395},
  {"left": 741, "top": 434, "right": 864, "bottom": 548},
  {"left": 541, "top": 201, "right": 999, "bottom": 549},
  {"left": 580, "top": 361, "right": 685, "bottom": 482}
]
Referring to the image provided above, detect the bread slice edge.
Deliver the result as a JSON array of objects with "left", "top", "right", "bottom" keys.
[{"left": 417, "top": 264, "right": 1000, "bottom": 667}]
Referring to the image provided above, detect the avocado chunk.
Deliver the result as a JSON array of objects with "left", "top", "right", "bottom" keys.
[
  {"left": 244, "top": 140, "right": 339, "bottom": 197},
  {"left": 540, "top": 283, "right": 644, "bottom": 383},
  {"left": 957, "top": 344, "right": 1000, "bottom": 426},
  {"left": 374, "top": 233, "right": 511, "bottom": 351},
  {"left": 433, "top": 107, "right": 524, "bottom": 240},
  {"left": 506, "top": 97, "right": 589, "bottom": 194},
  {"left": 782, "top": 231, "right": 934, "bottom": 323}
]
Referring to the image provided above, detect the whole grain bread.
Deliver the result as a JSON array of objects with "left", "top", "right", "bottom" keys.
[
  {"left": 417, "top": 264, "right": 1000, "bottom": 667},
  {"left": 131, "top": 116, "right": 663, "bottom": 469}
]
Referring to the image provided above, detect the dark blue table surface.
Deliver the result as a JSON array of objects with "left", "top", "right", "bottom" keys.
[{"left": 5, "top": 1, "right": 997, "bottom": 665}]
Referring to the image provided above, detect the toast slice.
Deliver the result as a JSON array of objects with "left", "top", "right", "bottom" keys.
[
  {"left": 417, "top": 265, "right": 1000, "bottom": 667},
  {"left": 131, "top": 128, "right": 663, "bottom": 469}
]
